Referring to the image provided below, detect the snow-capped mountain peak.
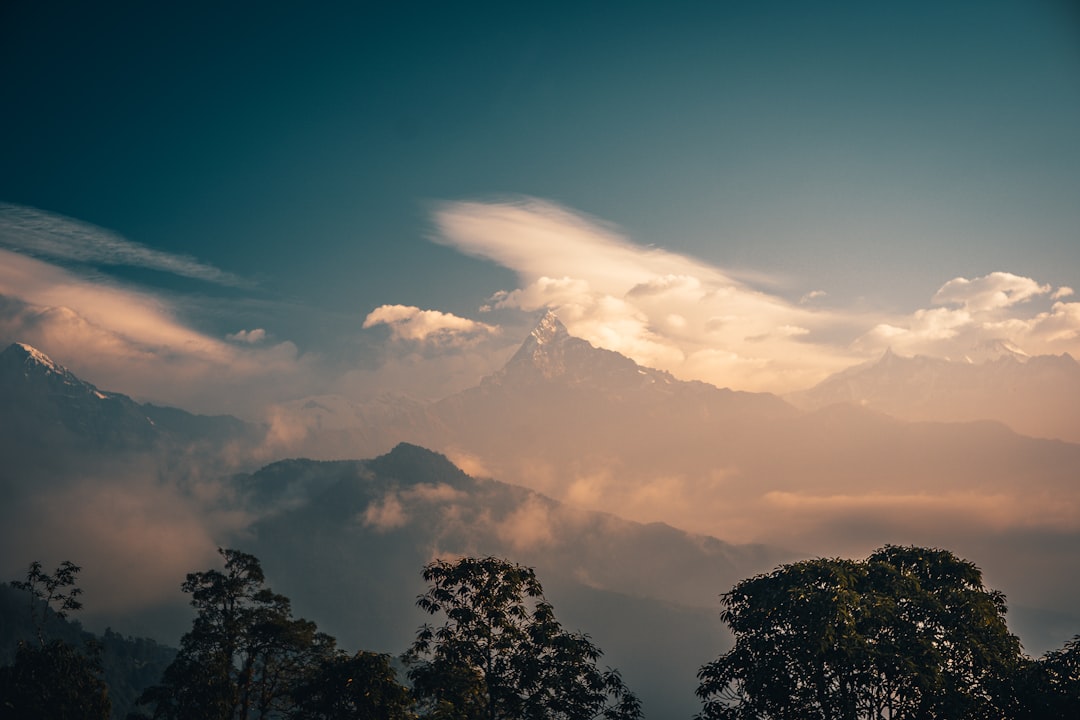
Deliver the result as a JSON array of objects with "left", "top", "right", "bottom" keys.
[
  {"left": 528, "top": 310, "right": 570, "bottom": 346},
  {"left": 10, "top": 341, "right": 68, "bottom": 376},
  {"left": 960, "top": 338, "right": 1030, "bottom": 364},
  {"left": 490, "top": 311, "right": 644, "bottom": 385}
]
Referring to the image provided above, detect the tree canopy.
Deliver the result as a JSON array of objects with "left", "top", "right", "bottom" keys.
[
  {"left": 406, "top": 556, "right": 641, "bottom": 720},
  {"left": 290, "top": 650, "right": 415, "bottom": 720},
  {"left": 696, "top": 545, "right": 1024, "bottom": 720},
  {"left": 137, "top": 548, "right": 340, "bottom": 720}
]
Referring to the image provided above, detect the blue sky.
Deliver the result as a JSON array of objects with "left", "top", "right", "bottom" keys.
[{"left": 2, "top": 0, "right": 1079, "bottom": 414}]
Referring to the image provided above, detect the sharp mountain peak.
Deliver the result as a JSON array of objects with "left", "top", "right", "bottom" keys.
[
  {"left": 3, "top": 341, "right": 70, "bottom": 376},
  {"left": 490, "top": 311, "right": 649, "bottom": 386}
]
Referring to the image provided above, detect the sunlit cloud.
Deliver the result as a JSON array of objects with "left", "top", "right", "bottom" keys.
[
  {"left": 0, "top": 249, "right": 234, "bottom": 361},
  {"left": 363, "top": 304, "right": 498, "bottom": 345},
  {"left": 1052, "top": 287, "right": 1074, "bottom": 300},
  {"left": 855, "top": 272, "right": 1080, "bottom": 359},
  {"left": 494, "top": 496, "right": 556, "bottom": 551},
  {"left": 932, "top": 272, "right": 1051, "bottom": 312},
  {"left": 434, "top": 197, "right": 861, "bottom": 393},
  {"left": 361, "top": 494, "right": 408, "bottom": 532},
  {"left": 0, "top": 202, "right": 249, "bottom": 287},
  {"left": 0, "top": 250, "right": 315, "bottom": 416},
  {"left": 429, "top": 199, "right": 1080, "bottom": 391}
]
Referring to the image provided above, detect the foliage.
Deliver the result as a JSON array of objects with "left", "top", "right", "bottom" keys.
[
  {"left": 0, "top": 560, "right": 110, "bottom": 719},
  {"left": 696, "top": 545, "right": 1023, "bottom": 720},
  {"left": 11, "top": 559, "right": 84, "bottom": 646},
  {"left": 290, "top": 650, "right": 415, "bottom": 720},
  {"left": 136, "top": 548, "right": 337, "bottom": 720},
  {"left": 406, "top": 556, "right": 641, "bottom": 720},
  {"left": 0, "top": 637, "right": 111, "bottom": 719},
  {"left": 1013, "top": 635, "right": 1080, "bottom": 719}
]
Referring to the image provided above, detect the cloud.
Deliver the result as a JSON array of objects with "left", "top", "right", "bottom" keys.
[
  {"left": 0, "top": 202, "right": 249, "bottom": 287},
  {"left": 932, "top": 272, "right": 1051, "bottom": 312},
  {"left": 363, "top": 304, "right": 498, "bottom": 346},
  {"left": 0, "top": 250, "right": 317, "bottom": 416},
  {"left": 434, "top": 198, "right": 862, "bottom": 393},
  {"left": 494, "top": 496, "right": 556, "bottom": 551},
  {"left": 854, "top": 272, "right": 1080, "bottom": 360},
  {"left": 425, "top": 199, "right": 1080, "bottom": 391},
  {"left": 0, "top": 464, "right": 240, "bottom": 617},
  {"left": 227, "top": 328, "right": 268, "bottom": 344},
  {"left": 362, "top": 494, "right": 408, "bottom": 532}
]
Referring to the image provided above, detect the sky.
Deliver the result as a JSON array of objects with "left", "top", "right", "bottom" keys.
[{"left": 2, "top": 0, "right": 1080, "bottom": 417}]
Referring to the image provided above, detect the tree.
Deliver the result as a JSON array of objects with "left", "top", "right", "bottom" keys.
[
  {"left": 12, "top": 559, "right": 83, "bottom": 647},
  {"left": 1014, "top": 635, "right": 1080, "bottom": 719},
  {"left": 0, "top": 638, "right": 111, "bottom": 719},
  {"left": 137, "top": 548, "right": 336, "bottom": 720},
  {"left": 696, "top": 545, "right": 1023, "bottom": 720},
  {"left": 290, "top": 650, "right": 415, "bottom": 720},
  {"left": 0, "top": 560, "right": 110, "bottom": 720},
  {"left": 405, "top": 556, "right": 641, "bottom": 720}
]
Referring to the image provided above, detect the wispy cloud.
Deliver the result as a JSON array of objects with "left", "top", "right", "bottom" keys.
[{"left": 0, "top": 202, "right": 249, "bottom": 287}]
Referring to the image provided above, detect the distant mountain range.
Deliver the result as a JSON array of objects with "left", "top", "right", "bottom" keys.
[
  {"left": 271, "top": 316, "right": 1080, "bottom": 545},
  {"left": 787, "top": 342, "right": 1080, "bottom": 443}
]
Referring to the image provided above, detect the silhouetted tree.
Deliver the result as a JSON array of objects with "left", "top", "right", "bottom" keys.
[
  {"left": 1014, "top": 635, "right": 1080, "bottom": 719},
  {"left": 0, "top": 560, "right": 110, "bottom": 719},
  {"left": 696, "top": 545, "right": 1022, "bottom": 720},
  {"left": 406, "top": 556, "right": 641, "bottom": 720},
  {"left": 136, "top": 548, "right": 335, "bottom": 720},
  {"left": 12, "top": 559, "right": 83, "bottom": 646},
  {"left": 0, "top": 638, "right": 111, "bottom": 719}
]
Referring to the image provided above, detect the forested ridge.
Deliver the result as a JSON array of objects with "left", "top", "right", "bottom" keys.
[{"left": 1, "top": 548, "right": 1077, "bottom": 719}]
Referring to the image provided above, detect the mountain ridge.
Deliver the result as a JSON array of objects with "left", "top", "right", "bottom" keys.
[
  {"left": 787, "top": 345, "right": 1080, "bottom": 442},
  {"left": 0, "top": 341, "right": 265, "bottom": 474}
]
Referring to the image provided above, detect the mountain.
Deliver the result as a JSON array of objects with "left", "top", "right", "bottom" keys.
[
  {"left": 237, "top": 443, "right": 791, "bottom": 717},
  {"left": 0, "top": 341, "right": 265, "bottom": 478},
  {"left": 786, "top": 345, "right": 1080, "bottom": 443},
  {"left": 265, "top": 315, "right": 1080, "bottom": 658},
  {"left": 0, "top": 341, "right": 159, "bottom": 454},
  {"left": 276, "top": 313, "right": 800, "bottom": 513}
]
